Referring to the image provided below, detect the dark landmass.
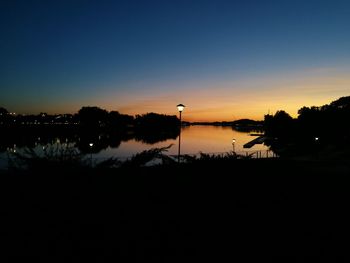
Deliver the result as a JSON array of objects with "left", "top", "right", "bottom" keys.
[
  {"left": 264, "top": 96, "right": 350, "bottom": 158},
  {"left": 1, "top": 96, "right": 350, "bottom": 261},
  {"left": 0, "top": 106, "right": 179, "bottom": 133},
  {"left": 0, "top": 108, "right": 181, "bottom": 152},
  {"left": 1, "top": 158, "right": 350, "bottom": 261},
  {"left": 189, "top": 118, "right": 263, "bottom": 127}
]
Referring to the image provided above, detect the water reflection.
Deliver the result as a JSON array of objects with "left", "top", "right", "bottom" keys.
[
  {"left": 0, "top": 126, "right": 178, "bottom": 154},
  {"left": 0, "top": 125, "right": 271, "bottom": 160},
  {"left": 179, "top": 125, "right": 267, "bottom": 155},
  {"left": 82, "top": 126, "right": 270, "bottom": 160}
]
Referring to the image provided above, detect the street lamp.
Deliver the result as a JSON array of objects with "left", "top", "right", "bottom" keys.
[
  {"left": 176, "top": 104, "right": 185, "bottom": 163},
  {"left": 177, "top": 104, "right": 185, "bottom": 114},
  {"left": 232, "top": 139, "right": 236, "bottom": 152}
]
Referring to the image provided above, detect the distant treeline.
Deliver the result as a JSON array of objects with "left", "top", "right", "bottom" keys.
[
  {"left": 0, "top": 106, "right": 180, "bottom": 153},
  {"left": 264, "top": 96, "right": 350, "bottom": 158},
  {"left": 191, "top": 119, "right": 263, "bottom": 128},
  {"left": 0, "top": 106, "right": 179, "bottom": 131}
]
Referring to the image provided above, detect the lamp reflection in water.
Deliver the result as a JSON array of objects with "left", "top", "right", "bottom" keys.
[
  {"left": 232, "top": 139, "right": 236, "bottom": 152},
  {"left": 176, "top": 104, "right": 185, "bottom": 163},
  {"left": 89, "top": 143, "right": 94, "bottom": 167}
]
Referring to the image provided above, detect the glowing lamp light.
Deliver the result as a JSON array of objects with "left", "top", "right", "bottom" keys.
[
  {"left": 177, "top": 104, "right": 185, "bottom": 112},
  {"left": 89, "top": 143, "right": 94, "bottom": 147}
]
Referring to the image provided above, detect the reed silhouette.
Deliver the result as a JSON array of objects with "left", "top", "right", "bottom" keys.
[{"left": 1, "top": 153, "right": 350, "bottom": 261}]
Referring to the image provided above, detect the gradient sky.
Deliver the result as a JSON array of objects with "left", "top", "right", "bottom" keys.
[{"left": 1, "top": 0, "right": 350, "bottom": 121}]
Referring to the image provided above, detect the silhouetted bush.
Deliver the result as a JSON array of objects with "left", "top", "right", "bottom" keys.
[
  {"left": 121, "top": 144, "right": 174, "bottom": 168},
  {"left": 8, "top": 144, "right": 86, "bottom": 170}
]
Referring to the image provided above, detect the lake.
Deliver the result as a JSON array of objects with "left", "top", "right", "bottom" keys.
[
  {"left": 89, "top": 125, "right": 272, "bottom": 161},
  {"left": 0, "top": 125, "right": 273, "bottom": 168}
]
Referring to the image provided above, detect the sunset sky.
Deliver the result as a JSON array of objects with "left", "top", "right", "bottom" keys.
[{"left": 1, "top": 0, "right": 350, "bottom": 121}]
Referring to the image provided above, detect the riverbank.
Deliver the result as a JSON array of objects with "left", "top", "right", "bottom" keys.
[{"left": 1, "top": 159, "right": 350, "bottom": 261}]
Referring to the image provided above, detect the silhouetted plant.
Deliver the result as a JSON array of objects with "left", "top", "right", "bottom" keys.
[
  {"left": 0, "top": 107, "right": 8, "bottom": 116},
  {"left": 121, "top": 144, "right": 174, "bottom": 168},
  {"left": 180, "top": 151, "right": 251, "bottom": 163},
  {"left": 94, "top": 157, "right": 121, "bottom": 169},
  {"left": 8, "top": 144, "right": 86, "bottom": 170},
  {"left": 181, "top": 154, "right": 197, "bottom": 163}
]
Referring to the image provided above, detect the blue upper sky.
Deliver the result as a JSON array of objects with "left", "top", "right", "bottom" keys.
[{"left": 1, "top": 0, "right": 350, "bottom": 120}]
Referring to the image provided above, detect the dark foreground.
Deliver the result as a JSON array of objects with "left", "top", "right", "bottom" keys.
[{"left": 1, "top": 159, "right": 350, "bottom": 262}]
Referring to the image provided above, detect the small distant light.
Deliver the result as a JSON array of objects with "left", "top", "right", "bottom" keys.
[
  {"left": 315, "top": 137, "right": 319, "bottom": 141},
  {"left": 232, "top": 139, "right": 236, "bottom": 144},
  {"left": 89, "top": 143, "right": 94, "bottom": 147}
]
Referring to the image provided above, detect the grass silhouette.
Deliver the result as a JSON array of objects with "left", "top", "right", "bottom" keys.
[{"left": 2, "top": 145, "right": 350, "bottom": 261}]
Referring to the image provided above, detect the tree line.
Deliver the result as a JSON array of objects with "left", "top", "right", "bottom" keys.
[
  {"left": 264, "top": 96, "right": 350, "bottom": 157},
  {"left": 0, "top": 106, "right": 180, "bottom": 153},
  {"left": 0, "top": 106, "right": 180, "bottom": 132}
]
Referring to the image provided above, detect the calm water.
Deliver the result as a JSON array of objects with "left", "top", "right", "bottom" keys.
[
  {"left": 94, "top": 125, "right": 271, "bottom": 161},
  {"left": 0, "top": 125, "right": 272, "bottom": 168}
]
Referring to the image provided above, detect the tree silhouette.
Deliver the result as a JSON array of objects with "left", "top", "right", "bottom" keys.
[
  {"left": 108, "top": 111, "right": 134, "bottom": 130},
  {"left": 329, "top": 96, "right": 350, "bottom": 109},
  {"left": 265, "top": 96, "right": 350, "bottom": 158},
  {"left": 77, "top": 106, "right": 109, "bottom": 128},
  {"left": 135, "top": 113, "right": 179, "bottom": 130},
  {"left": 0, "top": 107, "right": 8, "bottom": 115},
  {"left": 297, "top": 96, "right": 350, "bottom": 141},
  {"left": 264, "top": 110, "right": 294, "bottom": 139}
]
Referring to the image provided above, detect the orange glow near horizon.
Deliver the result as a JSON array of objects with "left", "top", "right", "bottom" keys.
[
  {"left": 10, "top": 68, "right": 350, "bottom": 122},
  {"left": 104, "top": 68, "right": 350, "bottom": 121}
]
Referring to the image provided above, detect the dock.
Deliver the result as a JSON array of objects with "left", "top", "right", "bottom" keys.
[{"left": 243, "top": 136, "right": 266, "bottom": 148}]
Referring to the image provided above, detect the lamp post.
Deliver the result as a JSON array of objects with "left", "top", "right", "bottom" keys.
[
  {"left": 232, "top": 139, "right": 236, "bottom": 152},
  {"left": 177, "top": 104, "right": 185, "bottom": 163}
]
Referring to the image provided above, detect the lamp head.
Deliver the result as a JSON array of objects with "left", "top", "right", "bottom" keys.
[{"left": 177, "top": 104, "right": 185, "bottom": 112}]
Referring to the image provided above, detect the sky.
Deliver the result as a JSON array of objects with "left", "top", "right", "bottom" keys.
[{"left": 1, "top": 0, "right": 350, "bottom": 121}]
